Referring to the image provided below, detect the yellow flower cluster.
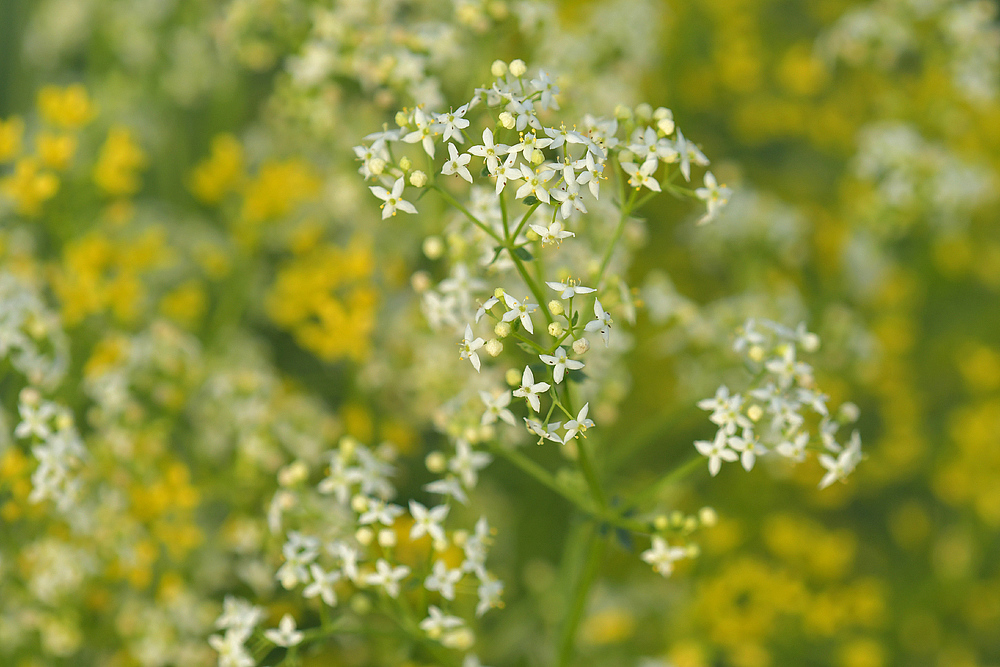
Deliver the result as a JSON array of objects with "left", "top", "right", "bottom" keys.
[{"left": 266, "top": 240, "right": 377, "bottom": 362}]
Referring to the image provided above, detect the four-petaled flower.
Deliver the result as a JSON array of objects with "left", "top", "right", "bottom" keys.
[
  {"left": 546, "top": 280, "right": 595, "bottom": 299},
  {"left": 442, "top": 143, "right": 473, "bottom": 183},
  {"left": 562, "top": 403, "right": 594, "bottom": 442},
  {"left": 694, "top": 429, "right": 738, "bottom": 476},
  {"left": 480, "top": 390, "right": 516, "bottom": 426},
  {"left": 409, "top": 500, "right": 449, "bottom": 543},
  {"left": 460, "top": 324, "right": 485, "bottom": 372},
  {"left": 501, "top": 294, "right": 537, "bottom": 334},
  {"left": 539, "top": 346, "right": 584, "bottom": 384},
  {"left": 264, "top": 614, "right": 304, "bottom": 648},
  {"left": 584, "top": 298, "right": 613, "bottom": 347},
  {"left": 640, "top": 537, "right": 688, "bottom": 577},
  {"left": 364, "top": 559, "right": 410, "bottom": 598},
  {"left": 512, "top": 366, "right": 550, "bottom": 413},
  {"left": 694, "top": 171, "right": 731, "bottom": 225},
  {"left": 370, "top": 177, "right": 418, "bottom": 219},
  {"left": 622, "top": 159, "right": 661, "bottom": 192}
]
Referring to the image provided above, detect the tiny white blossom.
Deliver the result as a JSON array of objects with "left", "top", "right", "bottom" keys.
[
  {"left": 512, "top": 366, "right": 550, "bottom": 412},
  {"left": 584, "top": 298, "right": 613, "bottom": 347},
  {"left": 264, "top": 614, "right": 303, "bottom": 648},
  {"left": 424, "top": 560, "right": 464, "bottom": 600},
  {"left": 694, "top": 429, "right": 738, "bottom": 476},
  {"left": 420, "top": 604, "right": 464, "bottom": 637},
  {"left": 449, "top": 439, "right": 492, "bottom": 488},
  {"left": 546, "top": 281, "right": 596, "bottom": 299},
  {"left": 622, "top": 160, "right": 661, "bottom": 192},
  {"left": 480, "top": 390, "right": 516, "bottom": 426},
  {"left": 435, "top": 105, "right": 470, "bottom": 143},
  {"left": 403, "top": 107, "right": 441, "bottom": 158},
  {"left": 539, "top": 347, "right": 584, "bottom": 384},
  {"left": 501, "top": 294, "right": 537, "bottom": 334},
  {"left": 409, "top": 500, "right": 449, "bottom": 544},
  {"left": 562, "top": 403, "right": 594, "bottom": 442},
  {"left": 640, "top": 537, "right": 688, "bottom": 577},
  {"left": 303, "top": 564, "right": 341, "bottom": 606},
  {"left": 365, "top": 559, "right": 410, "bottom": 598},
  {"left": 370, "top": 177, "right": 418, "bottom": 219},
  {"left": 460, "top": 324, "right": 486, "bottom": 372},
  {"left": 694, "top": 171, "right": 731, "bottom": 225},
  {"left": 515, "top": 164, "right": 554, "bottom": 203},
  {"left": 442, "top": 143, "right": 473, "bottom": 183},
  {"left": 358, "top": 498, "right": 404, "bottom": 526},
  {"left": 727, "top": 427, "right": 767, "bottom": 471},
  {"left": 529, "top": 221, "right": 575, "bottom": 245},
  {"left": 468, "top": 128, "right": 510, "bottom": 173},
  {"left": 476, "top": 575, "right": 504, "bottom": 617}
]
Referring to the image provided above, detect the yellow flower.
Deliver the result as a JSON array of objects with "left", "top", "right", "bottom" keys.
[
  {"left": 188, "top": 133, "right": 245, "bottom": 204},
  {"left": 37, "top": 84, "right": 97, "bottom": 130},
  {"left": 0, "top": 157, "right": 59, "bottom": 216},
  {"left": 0, "top": 116, "right": 25, "bottom": 162},
  {"left": 36, "top": 132, "right": 78, "bottom": 171},
  {"left": 93, "top": 126, "right": 147, "bottom": 197}
]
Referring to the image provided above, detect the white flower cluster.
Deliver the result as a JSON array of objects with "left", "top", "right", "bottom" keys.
[
  {"left": 354, "top": 60, "right": 727, "bottom": 227},
  {"left": 249, "top": 435, "right": 501, "bottom": 665},
  {"left": 695, "top": 319, "right": 863, "bottom": 489},
  {"left": 821, "top": 0, "right": 1000, "bottom": 104},
  {"left": 0, "top": 272, "right": 69, "bottom": 389},
  {"left": 12, "top": 388, "right": 86, "bottom": 510},
  {"left": 209, "top": 596, "right": 264, "bottom": 667}
]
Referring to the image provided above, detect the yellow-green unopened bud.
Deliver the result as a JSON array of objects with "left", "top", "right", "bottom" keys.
[
  {"left": 422, "top": 236, "right": 444, "bottom": 259},
  {"left": 505, "top": 368, "right": 521, "bottom": 386},
  {"left": 614, "top": 104, "right": 633, "bottom": 121},
  {"left": 653, "top": 515, "right": 669, "bottom": 531},
  {"left": 395, "top": 111, "right": 409, "bottom": 128},
  {"left": 351, "top": 494, "right": 368, "bottom": 513},
  {"left": 491, "top": 60, "right": 508, "bottom": 78},
  {"left": 355, "top": 527, "right": 374, "bottom": 546},
  {"left": 369, "top": 157, "right": 385, "bottom": 175},
  {"left": 747, "top": 404, "right": 764, "bottom": 422},
  {"left": 548, "top": 300, "right": 564, "bottom": 316},
  {"left": 485, "top": 339, "right": 503, "bottom": 357},
  {"left": 398, "top": 156, "right": 412, "bottom": 172},
  {"left": 748, "top": 345, "right": 765, "bottom": 362},
  {"left": 494, "top": 287, "right": 506, "bottom": 298},
  {"left": 531, "top": 149, "right": 544, "bottom": 165},
  {"left": 409, "top": 170, "right": 428, "bottom": 187},
  {"left": 499, "top": 111, "right": 515, "bottom": 129},
  {"left": 426, "top": 451, "right": 447, "bottom": 473},
  {"left": 278, "top": 460, "right": 308, "bottom": 487},
  {"left": 377, "top": 529, "right": 396, "bottom": 548},
  {"left": 494, "top": 321, "right": 512, "bottom": 338},
  {"left": 548, "top": 322, "right": 563, "bottom": 337},
  {"left": 509, "top": 59, "right": 527, "bottom": 77},
  {"left": 635, "top": 103, "right": 653, "bottom": 121},
  {"left": 572, "top": 338, "right": 590, "bottom": 355},
  {"left": 698, "top": 507, "right": 718, "bottom": 527}
]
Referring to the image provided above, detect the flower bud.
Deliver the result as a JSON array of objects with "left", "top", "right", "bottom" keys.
[
  {"left": 355, "top": 527, "right": 374, "bottom": 546},
  {"left": 351, "top": 494, "right": 368, "bottom": 513},
  {"left": 656, "top": 117, "right": 675, "bottom": 136},
  {"left": 425, "top": 451, "right": 447, "bottom": 473},
  {"left": 614, "top": 104, "right": 633, "bottom": 121},
  {"left": 548, "top": 300, "right": 564, "bottom": 316},
  {"left": 422, "top": 235, "right": 445, "bottom": 259},
  {"left": 526, "top": 228, "right": 540, "bottom": 241},
  {"left": 442, "top": 628, "right": 475, "bottom": 651},
  {"left": 747, "top": 404, "right": 763, "bottom": 422},
  {"left": 670, "top": 510, "right": 684, "bottom": 527},
  {"left": 409, "top": 170, "right": 428, "bottom": 187},
  {"left": 351, "top": 594, "right": 372, "bottom": 615},
  {"left": 368, "top": 157, "right": 385, "bottom": 175},
  {"left": 684, "top": 516, "right": 698, "bottom": 532},
  {"left": 530, "top": 149, "right": 544, "bottom": 165},
  {"left": 698, "top": 507, "right": 718, "bottom": 527},
  {"left": 505, "top": 368, "right": 521, "bottom": 387},
  {"left": 485, "top": 339, "right": 503, "bottom": 357},
  {"left": 395, "top": 111, "right": 410, "bottom": 128},
  {"left": 494, "top": 321, "right": 512, "bottom": 338},
  {"left": 547, "top": 322, "right": 563, "bottom": 337},
  {"left": 839, "top": 402, "right": 860, "bottom": 423},
  {"left": 377, "top": 529, "right": 396, "bottom": 548},
  {"left": 19, "top": 387, "right": 41, "bottom": 407},
  {"left": 411, "top": 270, "right": 431, "bottom": 293},
  {"left": 398, "top": 156, "right": 412, "bottom": 172},
  {"left": 494, "top": 287, "right": 506, "bottom": 298},
  {"left": 635, "top": 103, "right": 653, "bottom": 121},
  {"left": 572, "top": 338, "right": 590, "bottom": 355},
  {"left": 278, "top": 460, "right": 309, "bottom": 487},
  {"left": 801, "top": 332, "right": 821, "bottom": 352},
  {"left": 653, "top": 515, "right": 669, "bottom": 530},
  {"left": 499, "top": 112, "right": 515, "bottom": 129},
  {"left": 686, "top": 544, "right": 700, "bottom": 558},
  {"left": 491, "top": 59, "right": 508, "bottom": 78},
  {"left": 509, "top": 59, "right": 527, "bottom": 77},
  {"left": 748, "top": 345, "right": 765, "bottom": 362}
]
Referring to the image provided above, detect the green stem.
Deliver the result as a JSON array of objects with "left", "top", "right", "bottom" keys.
[
  {"left": 431, "top": 184, "right": 502, "bottom": 243},
  {"left": 510, "top": 200, "right": 541, "bottom": 241},
  {"left": 629, "top": 454, "right": 704, "bottom": 507},
  {"left": 575, "top": 434, "right": 607, "bottom": 509},
  {"left": 487, "top": 443, "right": 596, "bottom": 513},
  {"left": 556, "top": 527, "right": 605, "bottom": 667}
]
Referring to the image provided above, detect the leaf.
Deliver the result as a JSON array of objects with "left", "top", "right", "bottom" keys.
[
  {"left": 513, "top": 246, "right": 534, "bottom": 262},
  {"left": 480, "top": 166, "right": 491, "bottom": 177},
  {"left": 487, "top": 246, "right": 504, "bottom": 266},
  {"left": 615, "top": 528, "right": 635, "bottom": 552},
  {"left": 523, "top": 195, "right": 539, "bottom": 206},
  {"left": 567, "top": 369, "right": 588, "bottom": 384}
]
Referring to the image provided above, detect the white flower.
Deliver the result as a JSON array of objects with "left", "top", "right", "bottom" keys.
[
  {"left": 551, "top": 179, "right": 588, "bottom": 219},
  {"left": 525, "top": 418, "right": 564, "bottom": 445},
  {"left": 694, "top": 171, "right": 731, "bottom": 225},
  {"left": 511, "top": 131, "right": 553, "bottom": 162},
  {"left": 358, "top": 498, "right": 404, "bottom": 526},
  {"left": 765, "top": 345, "right": 812, "bottom": 389},
  {"left": 539, "top": 347, "right": 584, "bottom": 384},
  {"left": 370, "top": 177, "right": 418, "bottom": 219},
  {"left": 475, "top": 295, "right": 499, "bottom": 323},
  {"left": 515, "top": 164, "right": 554, "bottom": 203},
  {"left": 493, "top": 152, "right": 520, "bottom": 194},
  {"left": 476, "top": 575, "right": 504, "bottom": 617},
  {"left": 420, "top": 605, "right": 464, "bottom": 638},
  {"left": 215, "top": 596, "right": 264, "bottom": 632},
  {"left": 674, "top": 128, "right": 709, "bottom": 182},
  {"left": 409, "top": 500, "right": 449, "bottom": 544},
  {"left": 468, "top": 128, "right": 510, "bottom": 173},
  {"left": 562, "top": 403, "right": 594, "bottom": 442},
  {"left": 264, "top": 614, "right": 303, "bottom": 648},
  {"left": 818, "top": 431, "right": 863, "bottom": 489},
  {"left": 449, "top": 439, "right": 492, "bottom": 488},
  {"left": 14, "top": 402, "right": 54, "bottom": 440},
  {"left": 424, "top": 476, "right": 470, "bottom": 504},
  {"left": 529, "top": 221, "right": 574, "bottom": 245},
  {"left": 573, "top": 151, "right": 604, "bottom": 199},
  {"left": 460, "top": 324, "right": 486, "bottom": 372},
  {"left": 544, "top": 124, "right": 586, "bottom": 149},
  {"left": 640, "top": 537, "right": 688, "bottom": 577},
  {"left": 622, "top": 159, "right": 661, "bottom": 192},
  {"left": 435, "top": 105, "right": 470, "bottom": 143},
  {"left": 727, "top": 428, "right": 767, "bottom": 472},
  {"left": 531, "top": 70, "right": 560, "bottom": 109},
  {"left": 442, "top": 143, "right": 473, "bottom": 183},
  {"left": 694, "top": 429, "right": 738, "bottom": 476},
  {"left": 424, "top": 560, "right": 464, "bottom": 600},
  {"left": 303, "top": 564, "right": 342, "bottom": 606},
  {"left": 480, "top": 390, "right": 516, "bottom": 426},
  {"left": 209, "top": 629, "right": 255, "bottom": 667},
  {"left": 403, "top": 107, "right": 441, "bottom": 158},
  {"left": 776, "top": 431, "right": 810, "bottom": 461},
  {"left": 365, "top": 559, "right": 410, "bottom": 598},
  {"left": 584, "top": 298, "right": 613, "bottom": 347},
  {"left": 546, "top": 281, "right": 596, "bottom": 299},
  {"left": 512, "top": 366, "right": 550, "bottom": 412},
  {"left": 698, "top": 386, "right": 752, "bottom": 435},
  {"left": 501, "top": 294, "right": 537, "bottom": 334}
]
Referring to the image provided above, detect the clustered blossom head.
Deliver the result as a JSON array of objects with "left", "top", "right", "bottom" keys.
[
  {"left": 245, "top": 435, "right": 502, "bottom": 664},
  {"left": 695, "top": 319, "right": 863, "bottom": 488}
]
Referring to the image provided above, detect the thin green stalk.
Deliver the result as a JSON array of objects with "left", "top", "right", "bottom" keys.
[
  {"left": 431, "top": 184, "right": 502, "bottom": 243},
  {"left": 556, "top": 528, "right": 605, "bottom": 667},
  {"left": 575, "top": 435, "right": 607, "bottom": 509},
  {"left": 487, "top": 443, "right": 596, "bottom": 513}
]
